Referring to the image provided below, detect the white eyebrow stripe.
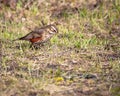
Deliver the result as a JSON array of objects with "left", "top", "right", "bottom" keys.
[
  {"left": 49, "top": 30, "right": 54, "bottom": 33},
  {"left": 46, "top": 28, "right": 54, "bottom": 34},
  {"left": 51, "top": 26, "right": 57, "bottom": 32}
]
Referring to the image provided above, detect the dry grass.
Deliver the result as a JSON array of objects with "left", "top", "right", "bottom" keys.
[{"left": 0, "top": 0, "right": 120, "bottom": 96}]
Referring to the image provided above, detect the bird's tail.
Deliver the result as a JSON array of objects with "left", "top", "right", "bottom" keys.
[{"left": 12, "top": 37, "right": 25, "bottom": 41}]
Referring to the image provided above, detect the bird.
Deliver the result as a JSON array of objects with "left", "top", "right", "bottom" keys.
[{"left": 13, "top": 24, "right": 58, "bottom": 45}]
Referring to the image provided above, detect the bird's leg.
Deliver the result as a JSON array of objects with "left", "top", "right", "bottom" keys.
[
  {"left": 41, "top": 20, "right": 45, "bottom": 25},
  {"left": 30, "top": 43, "right": 34, "bottom": 49},
  {"left": 31, "top": 43, "right": 41, "bottom": 49}
]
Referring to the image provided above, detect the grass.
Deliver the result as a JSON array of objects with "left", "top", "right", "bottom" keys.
[{"left": 0, "top": 0, "right": 120, "bottom": 96}]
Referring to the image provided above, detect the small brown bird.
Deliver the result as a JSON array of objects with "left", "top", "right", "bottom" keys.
[{"left": 13, "top": 24, "right": 58, "bottom": 45}]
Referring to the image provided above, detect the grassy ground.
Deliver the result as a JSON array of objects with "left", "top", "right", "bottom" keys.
[{"left": 0, "top": 0, "right": 120, "bottom": 96}]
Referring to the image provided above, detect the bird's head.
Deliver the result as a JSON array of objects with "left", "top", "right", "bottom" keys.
[{"left": 50, "top": 24, "right": 58, "bottom": 33}]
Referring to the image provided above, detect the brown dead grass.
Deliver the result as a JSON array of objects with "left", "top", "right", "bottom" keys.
[{"left": 0, "top": 0, "right": 120, "bottom": 96}]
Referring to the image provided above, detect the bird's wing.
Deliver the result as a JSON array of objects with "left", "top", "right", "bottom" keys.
[
  {"left": 13, "top": 29, "right": 44, "bottom": 41},
  {"left": 23, "top": 30, "right": 44, "bottom": 39},
  {"left": 13, "top": 27, "right": 48, "bottom": 41}
]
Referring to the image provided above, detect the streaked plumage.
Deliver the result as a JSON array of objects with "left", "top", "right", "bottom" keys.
[{"left": 13, "top": 24, "right": 58, "bottom": 44}]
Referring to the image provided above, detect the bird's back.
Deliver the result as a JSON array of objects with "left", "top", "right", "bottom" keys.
[{"left": 13, "top": 24, "right": 58, "bottom": 44}]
